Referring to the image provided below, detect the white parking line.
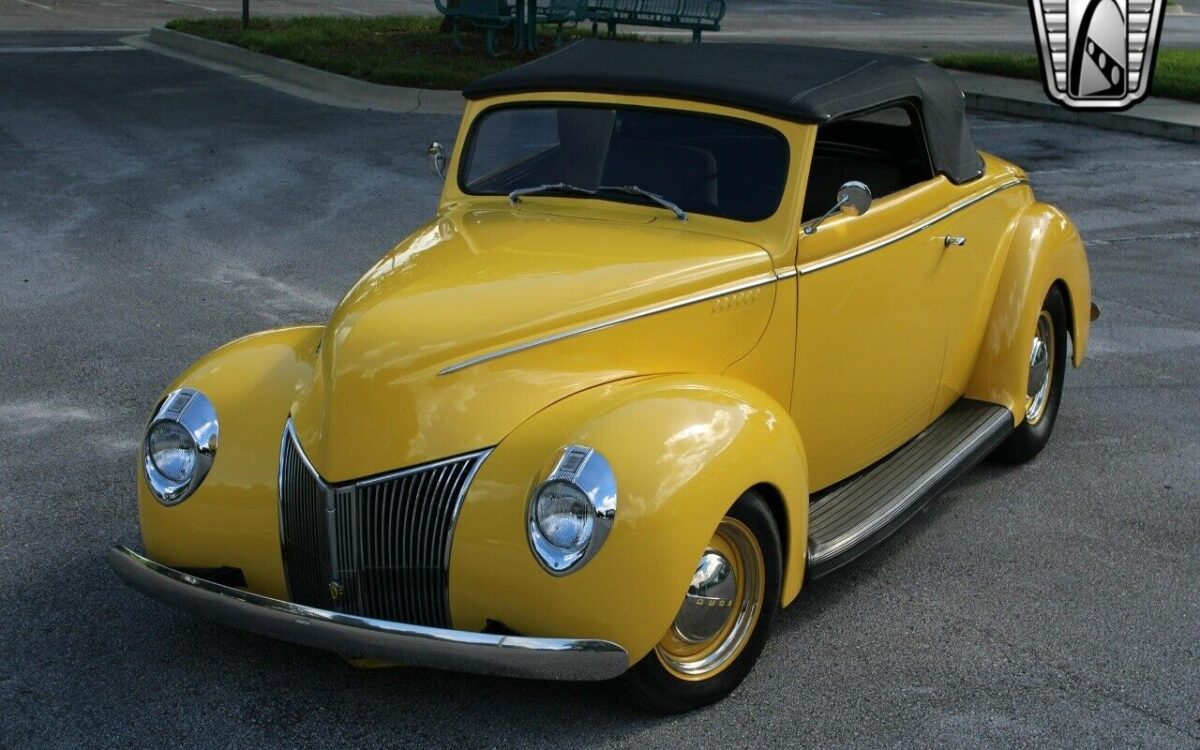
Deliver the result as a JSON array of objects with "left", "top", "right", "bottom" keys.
[
  {"left": 334, "top": 6, "right": 372, "bottom": 15},
  {"left": 159, "top": 0, "right": 220, "bottom": 12},
  {"left": 0, "top": 45, "right": 134, "bottom": 53},
  {"left": 11, "top": 0, "right": 54, "bottom": 10}
]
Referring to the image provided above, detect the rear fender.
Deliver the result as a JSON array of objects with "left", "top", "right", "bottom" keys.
[{"left": 965, "top": 202, "right": 1091, "bottom": 421}]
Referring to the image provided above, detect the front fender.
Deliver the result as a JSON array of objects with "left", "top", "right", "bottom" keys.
[
  {"left": 137, "top": 326, "right": 324, "bottom": 599},
  {"left": 447, "top": 374, "right": 808, "bottom": 663},
  {"left": 966, "top": 202, "right": 1092, "bottom": 421}
]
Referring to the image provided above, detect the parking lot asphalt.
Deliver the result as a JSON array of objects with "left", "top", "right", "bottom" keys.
[{"left": 2, "top": 32, "right": 1198, "bottom": 750}]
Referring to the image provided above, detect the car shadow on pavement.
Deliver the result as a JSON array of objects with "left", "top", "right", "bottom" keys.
[{"left": 772, "top": 457, "right": 1020, "bottom": 634}]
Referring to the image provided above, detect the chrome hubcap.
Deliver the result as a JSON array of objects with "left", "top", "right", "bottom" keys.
[
  {"left": 1025, "top": 312, "right": 1054, "bottom": 424},
  {"left": 671, "top": 551, "right": 737, "bottom": 643},
  {"left": 656, "top": 518, "right": 764, "bottom": 679}
]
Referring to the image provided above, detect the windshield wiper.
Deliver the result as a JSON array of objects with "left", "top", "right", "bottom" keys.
[
  {"left": 598, "top": 185, "right": 687, "bottom": 221},
  {"left": 508, "top": 182, "right": 595, "bottom": 205},
  {"left": 507, "top": 182, "right": 687, "bottom": 221}
]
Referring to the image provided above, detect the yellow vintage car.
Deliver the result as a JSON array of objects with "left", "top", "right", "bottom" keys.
[{"left": 110, "top": 42, "right": 1094, "bottom": 712}]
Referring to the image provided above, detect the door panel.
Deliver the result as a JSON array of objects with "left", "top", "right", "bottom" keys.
[{"left": 791, "top": 180, "right": 952, "bottom": 491}]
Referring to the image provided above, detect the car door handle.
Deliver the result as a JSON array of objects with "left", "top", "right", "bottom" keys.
[{"left": 943, "top": 235, "right": 968, "bottom": 247}]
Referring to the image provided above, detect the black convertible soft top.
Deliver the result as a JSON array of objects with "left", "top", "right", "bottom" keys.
[{"left": 464, "top": 41, "right": 984, "bottom": 184}]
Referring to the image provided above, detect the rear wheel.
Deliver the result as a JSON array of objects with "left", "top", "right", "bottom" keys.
[
  {"left": 622, "top": 490, "right": 781, "bottom": 713},
  {"left": 995, "top": 286, "right": 1068, "bottom": 463}
]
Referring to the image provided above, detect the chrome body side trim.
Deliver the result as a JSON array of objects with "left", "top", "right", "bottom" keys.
[
  {"left": 797, "top": 178, "right": 1029, "bottom": 275},
  {"left": 108, "top": 545, "right": 629, "bottom": 681},
  {"left": 438, "top": 271, "right": 780, "bottom": 375},
  {"left": 437, "top": 180, "right": 1024, "bottom": 376}
]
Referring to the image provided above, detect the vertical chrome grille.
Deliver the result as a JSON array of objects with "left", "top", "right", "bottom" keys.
[
  {"left": 279, "top": 434, "right": 335, "bottom": 611},
  {"left": 278, "top": 423, "right": 487, "bottom": 628}
]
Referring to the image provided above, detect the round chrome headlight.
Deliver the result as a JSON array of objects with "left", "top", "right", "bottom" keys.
[
  {"left": 534, "top": 480, "right": 595, "bottom": 552},
  {"left": 147, "top": 420, "right": 197, "bottom": 482},
  {"left": 142, "top": 388, "right": 218, "bottom": 506},
  {"left": 528, "top": 445, "right": 616, "bottom": 575}
]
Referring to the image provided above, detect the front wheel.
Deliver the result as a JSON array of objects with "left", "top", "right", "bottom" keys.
[
  {"left": 995, "top": 286, "right": 1069, "bottom": 463},
  {"left": 621, "top": 490, "right": 782, "bottom": 713}
]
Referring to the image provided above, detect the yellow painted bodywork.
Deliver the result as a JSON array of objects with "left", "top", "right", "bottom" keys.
[
  {"left": 135, "top": 90, "right": 1091, "bottom": 666},
  {"left": 449, "top": 375, "right": 807, "bottom": 663},
  {"left": 965, "top": 202, "right": 1092, "bottom": 419},
  {"left": 288, "top": 204, "right": 782, "bottom": 484},
  {"left": 138, "top": 326, "right": 323, "bottom": 600}
]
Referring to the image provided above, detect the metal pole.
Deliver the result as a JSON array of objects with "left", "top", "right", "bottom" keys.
[{"left": 242, "top": 0, "right": 250, "bottom": 30}]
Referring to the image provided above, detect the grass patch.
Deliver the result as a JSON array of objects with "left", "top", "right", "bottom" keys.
[
  {"left": 934, "top": 49, "right": 1200, "bottom": 104},
  {"left": 166, "top": 15, "right": 611, "bottom": 90}
]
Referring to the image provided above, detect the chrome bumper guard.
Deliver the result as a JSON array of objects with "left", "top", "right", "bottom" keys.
[{"left": 108, "top": 546, "right": 629, "bottom": 681}]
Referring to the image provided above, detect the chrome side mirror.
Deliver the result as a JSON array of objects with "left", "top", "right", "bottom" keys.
[
  {"left": 427, "top": 142, "right": 447, "bottom": 180},
  {"left": 803, "top": 180, "right": 872, "bottom": 235}
]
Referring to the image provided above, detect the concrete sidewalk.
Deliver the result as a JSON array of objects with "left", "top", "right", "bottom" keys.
[
  {"left": 137, "top": 26, "right": 1200, "bottom": 144},
  {"left": 951, "top": 71, "right": 1200, "bottom": 143},
  {"left": 124, "top": 27, "right": 464, "bottom": 115},
  {"left": 6, "top": 0, "right": 1200, "bottom": 54}
]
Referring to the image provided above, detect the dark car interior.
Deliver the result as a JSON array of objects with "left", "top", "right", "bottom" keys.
[
  {"left": 600, "top": 109, "right": 789, "bottom": 221},
  {"left": 463, "top": 102, "right": 937, "bottom": 225},
  {"left": 802, "top": 103, "right": 936, "bottom": 221},
  {"left": 462, "top": 106, "right": 790, "bottom": 222}
]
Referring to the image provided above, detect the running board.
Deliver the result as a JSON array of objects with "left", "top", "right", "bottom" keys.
[{"left": 806, "top": 399, "right": 1013, "bottom": 579}]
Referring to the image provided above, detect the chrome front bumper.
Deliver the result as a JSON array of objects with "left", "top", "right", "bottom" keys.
[{"left": 107, "top": 546, "right": 629, "bottom": 681}]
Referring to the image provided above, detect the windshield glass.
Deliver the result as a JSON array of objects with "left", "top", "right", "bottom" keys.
[{"left": 459, "top": 104, "right": 790, "bottom": 222}]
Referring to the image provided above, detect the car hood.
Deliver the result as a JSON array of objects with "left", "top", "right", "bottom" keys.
[{"left": 290, "top": 207, "right": 777, "bottom": 482}]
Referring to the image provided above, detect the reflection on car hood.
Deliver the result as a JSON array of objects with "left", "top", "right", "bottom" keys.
[{"left": 289, "top": 207, "right": 776, "bottom": 483}]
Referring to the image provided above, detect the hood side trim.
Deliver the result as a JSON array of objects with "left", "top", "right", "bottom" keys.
[{"left": 438, "top": 271, "right": 786, "bottom": 376}]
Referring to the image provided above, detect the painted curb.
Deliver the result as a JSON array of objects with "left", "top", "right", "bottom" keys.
[{"left": 145, "top": 27, "right": 465, "bottom": 115}]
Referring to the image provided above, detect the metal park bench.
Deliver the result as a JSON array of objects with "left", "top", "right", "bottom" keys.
[
  {"left": 587, "top": 0, "right": 726, "bottom": 43},
  {"left": 536, "top": 0, "right": 590, "bottom": 46},
  {"left": 434, "top": 0, "right": 514, "bottom": 57}
]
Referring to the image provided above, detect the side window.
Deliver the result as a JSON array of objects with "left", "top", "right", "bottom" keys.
[{"left": 802, "top": 104, "right": 934, "bottom": 221}]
